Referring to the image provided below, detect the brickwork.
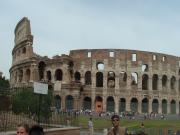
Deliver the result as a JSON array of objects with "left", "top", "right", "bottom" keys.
[{"left": 10, "top": 17, "right": 180, "bottom": 115}]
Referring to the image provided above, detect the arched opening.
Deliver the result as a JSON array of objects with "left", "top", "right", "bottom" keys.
[
  {"left": 22, "top": 47, "right": 26, "bottom": 54},
  {"left": 130, "top": 98, "right": 138, "bottom": 112},
  {"left": 83, "top": 97, "right": 91, "bottom": 110},
  {"left": 152, "top": 74, "right": 158, "bottom": 90},
  {"left": 119, "top": 71, "right": 127, "bottom": 87},
  {"left": 95, "top": 96, "right": 103, "bottom": 113},
  {"left": 18, "top": 69, "right": 23, "bottom": 82},
  {"left": 55, "top": 95, "right": 61, "bottom": 113},
  {"left": 107, "top": 71, "right": 115, "bottom": 88},
  {"left": 85, "top": 71, "right": 91, "bottom": 85},
  {"left": 119, "top": 98, "right": 126, "bottom": 113},
  {"left": 47, "top": 70, "right": 51, "bottom": 81},
  {"left": 162, "top": 75, "right": 167, "bottom": 90},
  {"left": 131, "top": 72, "right": 138, "bottom": 85},
  {"left": 162, "top": 99, "right": 167, "bottom": 114},
  {"left": 152, "top": 99, "right": 159, "bottom": 113},
  {"left": 25, "top": 69, "right": 30, "bottom": 82},
  {"left": 65, "top": 95, "right": 74, "bottom": 111},
  {"left": 142, "top": 74, "right": 149, "bottom": 90},
  {"left": 142, "top": 98, "right": 148, "bottom": 113},
  {"left": 171, "top": 76, "right": 176, "bottom": 90},
  {"left": 55, "top": 69, "right": 63, "bottom": 81},
  {"left": 38, "top": 61, "right": 46, "bottom": 81},
  {"left": 96, "top": 72, "right": 103, "bottom": 87},
  {"left": 142, "top": 64, "right": 148, "bottom": 72},
  {"left": 74, "top": 71, "right": 81, "bottom": 82},
  {"left": 106, "top": 96, "right": 115, "bottom": 112},
  {"left": 170, "top": 100, "right": 176, "bottom": 114}
]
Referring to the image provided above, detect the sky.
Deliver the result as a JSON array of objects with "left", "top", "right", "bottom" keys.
[{"left": 1, "top": 0, "right": 180, "bottom": 79}]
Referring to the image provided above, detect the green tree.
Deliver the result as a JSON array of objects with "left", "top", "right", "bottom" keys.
[
  {"left": 11, "top": 87, "right": 53, "bottom": 122},
  {"left": 0, "top": 77, "right": 10, "bottom": 90}
]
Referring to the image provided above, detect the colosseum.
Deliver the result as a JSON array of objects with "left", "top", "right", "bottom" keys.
[{"left": 10, "top": 17, "right": 180, "bottom": 115}]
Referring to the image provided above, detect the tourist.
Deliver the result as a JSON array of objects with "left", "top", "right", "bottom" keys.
[
  {"left": 29, "top": 125, "right": 44, "bottom": 135},
  {"left": 16, "top": 123, "right": 29, "bottom": 135},
  {"left": 107, "top": 114, "right": 127, "bottom": 135},
  {"left": 88, "top": 117, "right": 94, "bottom": 135}
]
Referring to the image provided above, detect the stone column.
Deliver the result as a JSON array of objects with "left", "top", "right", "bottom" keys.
[
  {"left": 167, "top": 100, "right": 170, "bottom": 114},
  {"left": 91, "top": 93, "right": 95, "bottom": 112},
  {"left": 138, "top": 98, "right": 142, "bottom": 113},
  {"left": 114, "top": 96, "right": 119, "bottom": 114},
  {"left": 176, "top": 99, "right": 179, "bottom": 115},
  {"left": 148, "top": 98, "right": 152, "bottom": 113},
  {"left": 126, "top": 98, "right": 131, "bottom": 112},
  {"left": 61, "top": 96, "right": 66, "bottom": 111},
  {"left": 103, "top": 96, "right": 107, "bottom": 112},
  {"left": 158, "top": 99, "right": 162, "bottom": 114},
  {"left": 158, "top": 75, "right": 162, "bottom": 92}
]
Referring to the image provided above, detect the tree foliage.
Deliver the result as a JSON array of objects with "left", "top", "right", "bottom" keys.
[
  {"left": 11, "top": 87, "right": 53, "bottom": 121},
  {"left": 0, "top": 78, "right": 10, "bottom": 90}
]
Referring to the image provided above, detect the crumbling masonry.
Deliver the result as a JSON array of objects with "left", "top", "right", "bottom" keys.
[{"left": 10, "top": 17, "right": 180, "bottom": 114}]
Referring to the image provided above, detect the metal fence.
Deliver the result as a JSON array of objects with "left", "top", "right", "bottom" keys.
[{"left": 0, "top": 87, "right": 79, "bottom": 132}]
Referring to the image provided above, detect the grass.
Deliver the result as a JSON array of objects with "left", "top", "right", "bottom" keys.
[{"left": 78, "top": 115, "right": 180, "bottom": 131}]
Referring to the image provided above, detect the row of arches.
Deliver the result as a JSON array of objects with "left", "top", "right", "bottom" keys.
[{"left": 55, "top": 95, "right": 179, "bottom": 114}]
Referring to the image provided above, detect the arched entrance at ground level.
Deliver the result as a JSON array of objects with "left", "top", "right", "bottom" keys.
[
  {"left": 95, "top": 96, "right": 103, "bottom": 113},
  {"left": 162, "top": 99, "right": 167, "bottom": 114},
  {"left": 171, "top": 100, "right": 176, "bottom": 114},
  {"left": 152, "top": 99, "right": 159, "bottom": 113},
  {"left": 142, "top": 98, "right": 148, "bottom": 113},
  {"left": 106, "top": 96, "right": 115, "bottom": 112},
  {"left": 130, "top": 98, "right": 138, "bottom": 112},
  {"left": 83, "top": 97, "right": 91, "bottom": 110},
  {"left": 119, "top": 98, "right": 126, "bottom": 113},
  {"left": 55, "top": 95, "right": 61, "bottom": 111},
  {"left": 65, "top": 95, "right": 74, "bottom": 111}
]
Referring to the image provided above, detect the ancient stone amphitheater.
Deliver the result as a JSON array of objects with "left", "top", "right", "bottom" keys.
[{"left": 10, "top": 17, "right": 180, "bottom": 115}]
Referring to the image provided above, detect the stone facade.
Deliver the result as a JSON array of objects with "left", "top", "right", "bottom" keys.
[{"left": 10, "top": 17, "right": 180, "bottom": 114}]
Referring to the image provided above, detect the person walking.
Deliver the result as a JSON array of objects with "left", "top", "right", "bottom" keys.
[
  {"left": 107, "top": 114, "right": 127, "bottom": 135},
  {"left": 88, "top": 117, "right": 94, "bottom": 135}
]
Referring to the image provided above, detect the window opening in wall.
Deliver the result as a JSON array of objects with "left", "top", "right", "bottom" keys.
[
  {"left": 96, "top": 72, "right": 103, "bottom": 87},
  {"left": 106, "top": 96, "right": 115, "bottom": 112},
  {"left": 55, "top": 69, "right": 63, "bottom": 81},
  {"left": 109, "top": 51, "right": 114, "bottom": 57},
  {"left": 152, "top": 74, "right": 158, "bottom": 90},
  {"left": 47, "top": 71, "right": 52, "bottom": 81},
  {"left": 142, "top": 74, "right": 148, "bottom": 90},
  {"left": 26, "top": 69, "right": 30, "bottom": 82},
  {"left": 170, "top": 76, "right": 176, "bottom": 90},
  {"left": 97, "top": 62, "right": 104, "bottom": 70},
  {"left": 75, "top": 71, "right": 81, "bottom": 82},
  {"left": 38, "top": 61, "right": 46, "bottom": 81},
  {"left": 162, "top": 75, "right": 167, "bottom": 87},
  {"left": 85, "top": 71, "right": 91, "bottom": 85},
  {"left": 107, "top": 71, "right": 115, "bottom": 88},
  {"left": 119, "top": 71, "right": 127, "bottom": 87},
  {"left": 142, "top": 64, "right": 148, "bottom": 72},
  {"left": 153, "top": 54, "right": 157, "bottom": 61},
  {"left": 22, "top": 47, "right": 26, "bottom": 54},
  {"left": 88, "top": 52, "right": 91, "bottom": 58},
  {"left": 131, "top": 72, "right": 138, "bottom": 85},
  {"left": 132, "top": 53, "right": 137, "bottom": 61},
  {"left": 162, "top": 56, "right": 166, "bottom": 62}
]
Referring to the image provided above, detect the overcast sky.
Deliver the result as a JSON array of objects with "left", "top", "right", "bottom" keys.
[{"left": 1, "top": 0, "right": 180, "bottom": 79}]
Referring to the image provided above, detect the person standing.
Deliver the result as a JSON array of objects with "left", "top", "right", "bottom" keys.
[
  {"left": 88, "top": 117, "right": 94, "bottom": 135},
  {"left": 107, "top": 115, "right": 127, "bottom": 135},
  {"left": 16, "top": 123, "right": 29, "bottom": 135}
]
